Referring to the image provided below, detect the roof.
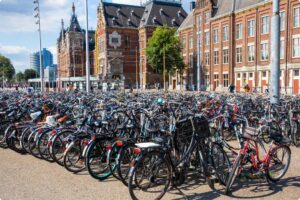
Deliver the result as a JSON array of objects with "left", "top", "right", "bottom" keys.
[
  {"left": 102, "top": 2, "right": 145, "bottom": 28},
  {"left": 140, "top": 0, "right": 187, "bottom": 28},
  {"left": 68, "top": 14, "right": 82, "bottom": 32},
  {"left": 100, "top": 0, "right": 187, "bottom": 29},
  {"left": 177, "top": 10, "right": 194, "bottom": 32},
  {"left": 212, "top": 0, "right": 269, "bottom": 19}
]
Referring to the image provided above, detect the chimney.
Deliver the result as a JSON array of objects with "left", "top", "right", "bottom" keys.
[{"left": 190, "top": 1, "right": 196, "bottom": 11}]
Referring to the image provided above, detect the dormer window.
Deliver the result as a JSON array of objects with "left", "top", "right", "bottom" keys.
[
  {"left": 172, "top": 19, "right": 177, "bottom": 26},
  {"left": 160, "top": 8, "right": 164, "bottom": 15},
  {"left": 112, "top": 17, "right": 116, "bottom": 25},
  {"left": 128, "top": 19, "right": 132, "bottom": 26},
  {"left": 177, "top": 10, "right": 182, "bottom": 17},
  {"left": 117, "top": 8, "right": 121, "bottom": 16},
  {"left": 152, "top": 17, "right": 157, "bottom": 24}
]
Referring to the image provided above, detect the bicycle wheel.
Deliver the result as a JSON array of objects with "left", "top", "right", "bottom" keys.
[
  {"left": 63, "top": 139, "right": 86, "bottom": 173},
  {"left": 38, "top": 130, "right": 53, "bottom": 162},
  {"left": 21, "top": 127, "right": 35, "bottom": 153},
  {"left": 51, "top": 130, "right": 72, "bottom": 166},
  {"left": 267, "top": 145, "right": 291, "bottom": 182},
  {"left": 28, "top": 130, "right": 43, "bottom": 159},
  {"left": 0, "top": 121, "right": 10, "bottom": 148},
  {"left": 117, "top": 143, "right": 136, "bottom": 186},
  {"left": 107, "top": 142, "right": 121, "bottom": 180},
  {"left": 128, "top": 151, "right": 172, "bottom": 200},
  {"left": 211, "top": 143, "right": 231, "bottom": 185},
  {"left": 85, "top": 140, "right": 112, "bottom": 180},
  {"left": 292, "top": 129, "right": 300, "bottom": 147},
  {"left": 225, "top": 153, "right": 243, "bottom": 194}
]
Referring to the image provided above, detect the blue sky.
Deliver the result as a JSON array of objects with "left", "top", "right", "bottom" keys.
[{"left": 0, "top": 0, "right": 190, "bottom": 72}]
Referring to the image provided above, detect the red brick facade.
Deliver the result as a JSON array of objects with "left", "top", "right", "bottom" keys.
[{"left": 178, "top": 0, "right": 300, "bottom": 94}]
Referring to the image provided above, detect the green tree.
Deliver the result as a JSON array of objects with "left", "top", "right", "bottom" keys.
[
  {"left": 24, "top": 69, "right": 38, "bottom": 81},
  {"left": 0, "top": 54, "right": 15, "bottom": 80},
  {"left": 15, "top": 72, "right": 25, "bottom": 83},
  {"left": 145, "top": 27, "right": 185, "bottom": 75}
]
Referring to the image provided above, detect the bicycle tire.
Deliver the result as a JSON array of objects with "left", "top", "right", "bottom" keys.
[
  {"left": 211, "top": 143, "right": 231, "bottom": 185},
  {"left": 85, "top": 140, "right": 112, "bottom": 180},
  {"left": 128, "top": 151, "right": 172, "bottom": 200},
  {"left": 63, "top": 139, "right": 86, "bottom": 173},
  {"left": 225, "top": 153, "right": 243, "bottom": 194},
  {"left": 266, "top": 145, "right": 291, "bottom": 182}
]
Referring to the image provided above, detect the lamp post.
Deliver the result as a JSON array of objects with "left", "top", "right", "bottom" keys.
[
  {"left": 85, "top": 0, "right": 91, "bottom": 93},
  {"left": 270, "top": 0, "right": 280, "bottom": 104},
  {"left": 33, "top": 0, "right": 44, "bottom": 93}
]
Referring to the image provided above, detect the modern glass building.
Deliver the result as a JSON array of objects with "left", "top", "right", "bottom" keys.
[{"left": 30, "top": 48, "right": 53, "bottom": 75}]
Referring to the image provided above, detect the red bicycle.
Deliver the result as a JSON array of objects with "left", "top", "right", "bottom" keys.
[{"left": 225, "top": 126, "right": 291, "bottom": 194}]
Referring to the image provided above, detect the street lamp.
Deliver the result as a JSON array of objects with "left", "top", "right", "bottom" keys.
[
  {"left": 33, "top": 0, "right": 44, "bottom": 93},
  {"left": 85, "top": 0, "right": 91, "bottom": 93}
]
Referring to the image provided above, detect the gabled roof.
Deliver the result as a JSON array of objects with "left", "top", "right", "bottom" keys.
[
  {"left": 68, "top": 14, "right": 82, "bottom": 32},
  {"left": 177, "top": 10, "right": 194, "bottom": 32},
  {"left": 140, "top": 0, "right": 187, "bottom": 28},
  {"left": 212, "top": 0, "right": 270, "bottom": 19},
  {"left": 102, "top": 2, "right": 145, "bottom": 28}
]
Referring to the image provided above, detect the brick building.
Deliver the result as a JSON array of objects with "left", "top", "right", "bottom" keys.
[
  {"left": 178, "top": 0, "right": 300, "bottom": 94},
  {"left": 57, "top": 3, "right": 95, "bottom": 90},
  {"left": 95, "top": 0, "right": 187, "bottom": 89}
]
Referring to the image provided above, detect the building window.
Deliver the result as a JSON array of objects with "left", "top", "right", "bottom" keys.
[
  {"left": 189, "top": 35, "right": 193, "bottom": 49},
  {"left": 189, "top": 55, "right": 193, "bottom": 68},
  {"left": 236, "top": 23, "right": 243, "bottom": 39},
  {"left": 223, "top": 26, "right": 229, "bottom": 41},
  {"left": 223, "top": 74, "right": 229, "bottom": 87},
  {"left": 182, "top": 37, "right": 186, "bottom": 48},
  {"left": 248, "top": 19, "right": 255, "bottom": 37},
  {"left": 205, "top": 52, "right": 210, "bottom": 65},
  {"left": 237, "top": 73, "right": 241, "bottom": 78},
  {"left": 294, "top": 69, "right": 300, "bottom": 76},
  {"left": 262, "top": 71, "right": 267, "bottom": 78},
  {"left": 294, "top": 7, "right": 300, "bottom": 27},
  {"left": 223, "top": 49, "right": 229, "bottom": 64},
  {"left": 261, "top": 16, "right": 269, "bottom": 34},
  {"left": 280, "top": 11, "right": 285, "bottom": 31},
  {"left": 293, "top": 37, "right": 300, "bottom": 57},
  {"left": 248, "top": 45, "right": 255, "bottom": 62},
  {"left": 280, "top": 40, "right": 285, "bottom": 59},
  {"left": 205, "top": 31, "right": 210, "bottom": 45},
  {"left": 214, "top": 50, "right": 219, "bottom": 65},
  {"left": 261, "top": 43, "right": 269, "bottom": 61},
  {"left": 214, "top": 74, "right": 219, "bottom": 87},
  {"left": 236, "top": 47, "right": 242, "bottom": 63},
  {"left": 249, "top": 72, "right": 253, "bottom": 78},
  {"left": 213, "top": 29, "right": 219, "bottom": 43},
  {"left": 205, "top": 12, "right": 210, "bottom": 23},
  {"left": 196, "top": 15, "right": 201, "bottom": 32},
  {"left": 205, "top": 75, "right": 210, "bottom": 86}
]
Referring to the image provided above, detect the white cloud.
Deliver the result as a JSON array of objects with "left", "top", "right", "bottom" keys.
[
  {"left": 112, "top": 0, "right": 140, "bottom": 5},
  {"left": 48, "top": 45, "right": 57, "bottom": 63},
  {"left": 0, "top": 44, "right": 30, "bottom": 55}
]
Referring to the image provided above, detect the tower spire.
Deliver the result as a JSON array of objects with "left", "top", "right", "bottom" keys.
[{"left": 72, "top": 2, "right": 75, "bottom": 15}]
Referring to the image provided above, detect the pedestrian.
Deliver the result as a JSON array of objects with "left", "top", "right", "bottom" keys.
[
  {"left": 91, "top": 85, "right": 94, "bottom": 93},
  {"left": 229, "top": 84, "right": 235, "bottom": 93},
  {"left": 244, "top": 84, "right": 250, "bottom": 94}
]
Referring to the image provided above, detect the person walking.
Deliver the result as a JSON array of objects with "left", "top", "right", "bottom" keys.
[{"left": 229, "top": 84, "right": 235, "bottom": 93}]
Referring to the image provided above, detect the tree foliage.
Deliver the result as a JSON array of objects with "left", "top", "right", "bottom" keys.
[
  {"left": 145, "top": 27, "right": 185, "bottom": 75},
  {"left": 15, "top": 72, "right": 25, "bottom": 82},
  {"left": 0, "top": 54, "right": 15, "bottom": 80},
  {"left": 24, "top": 69, "right": 38, "bottom": 81}
]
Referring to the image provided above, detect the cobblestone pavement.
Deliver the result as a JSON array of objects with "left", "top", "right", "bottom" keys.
[{"left": 0, "top": 146, "right": 299, "bottom": 200}]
